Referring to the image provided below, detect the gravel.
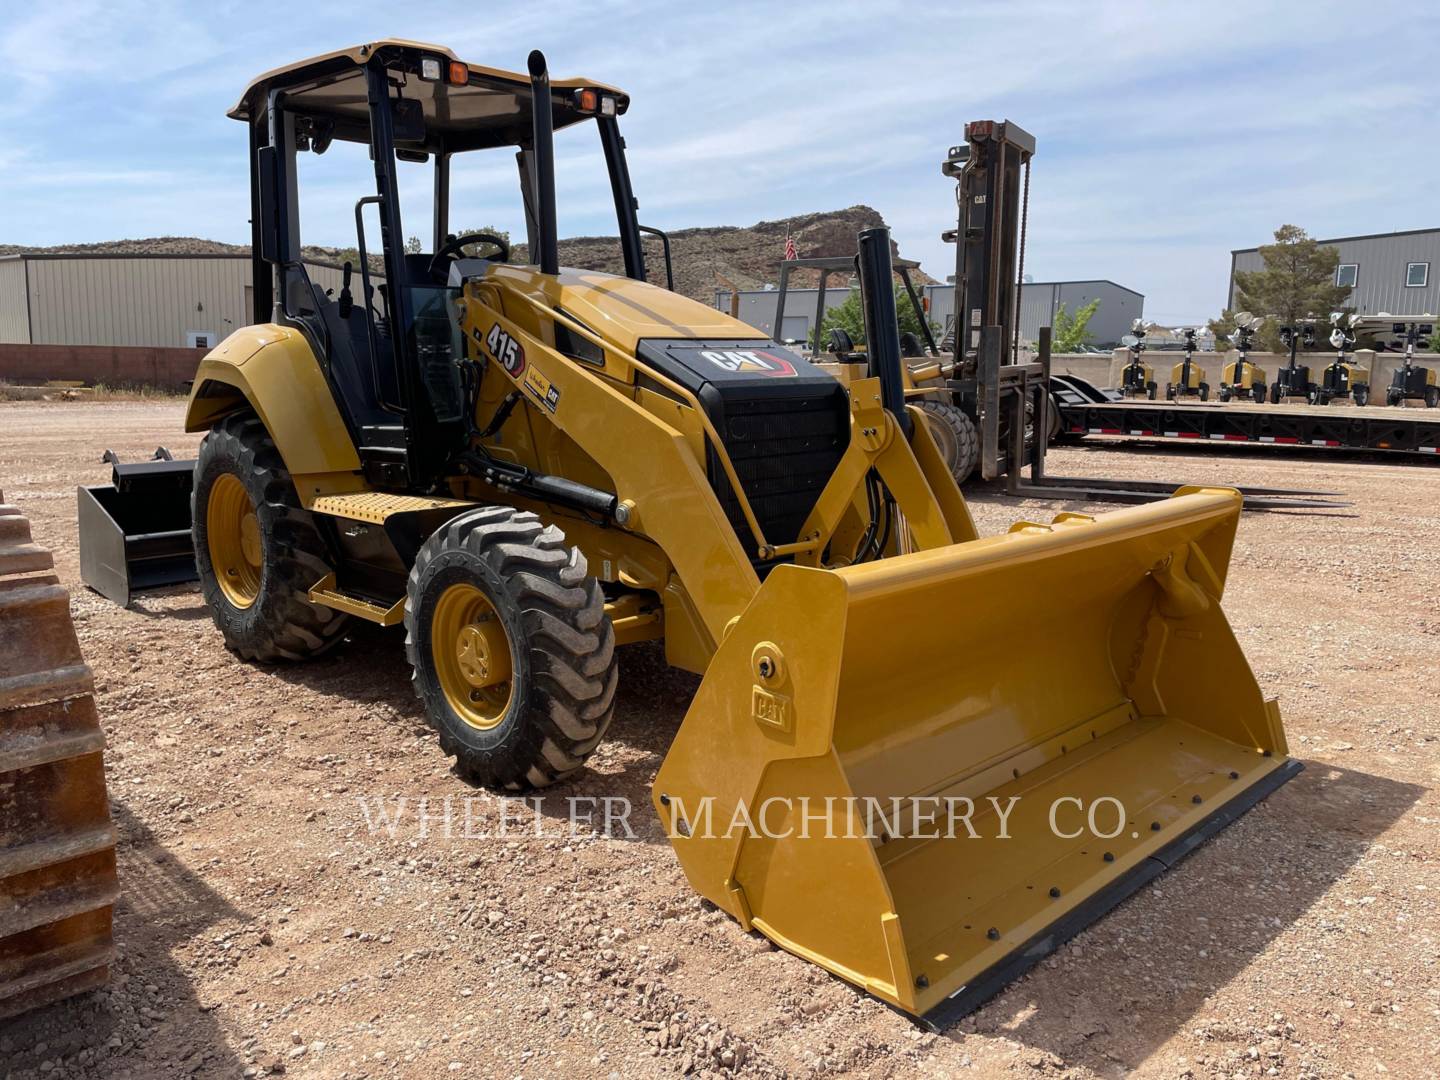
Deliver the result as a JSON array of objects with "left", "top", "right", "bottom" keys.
[{"left": 0, "top": 400, "right": 1436, "bottom": 1078}]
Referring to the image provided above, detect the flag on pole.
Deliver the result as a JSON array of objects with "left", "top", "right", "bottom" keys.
[{"left": 784, "top": 234, "right": 797, "bottom": 261}]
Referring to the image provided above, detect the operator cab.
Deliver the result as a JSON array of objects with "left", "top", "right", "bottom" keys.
[{"left": 232, "top": 41, "right": 650, "bottom": 488}]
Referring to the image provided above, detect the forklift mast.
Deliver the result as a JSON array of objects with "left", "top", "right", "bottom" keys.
[{"left": 943, "top": 120, "right": 1035, "bottom": 368}]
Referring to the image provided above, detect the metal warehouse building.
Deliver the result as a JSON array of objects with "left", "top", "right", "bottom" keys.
[
  {"left": 0, "top": 253, "right": 346, "bottom": 349},
  {"left": 1229, "top": 227, "right": 1440, "bottom": 317},
  {"left": 718, "top": 278, "right": 1144, "bottom": 349}
]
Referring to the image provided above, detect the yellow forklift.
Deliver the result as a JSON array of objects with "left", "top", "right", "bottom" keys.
[{"left": 1218, "top": 313, "right": 1268, "bottom": 402}]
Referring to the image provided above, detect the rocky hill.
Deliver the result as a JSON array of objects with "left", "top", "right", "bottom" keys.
[{"left": 1, "top": 205, "right": 933, "bottom": 302}]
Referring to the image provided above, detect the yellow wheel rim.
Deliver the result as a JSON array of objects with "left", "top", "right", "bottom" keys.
[
  {"left": 431, "top": 583, "right": 514, "bottom": 730},
  {"left": 207, "top": 473, "right": 262, "bottom": 609}
]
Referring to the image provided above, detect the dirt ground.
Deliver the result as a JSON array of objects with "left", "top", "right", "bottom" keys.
[{"left": 1, "top": 399, "right": 1437, "bottom": 1080}]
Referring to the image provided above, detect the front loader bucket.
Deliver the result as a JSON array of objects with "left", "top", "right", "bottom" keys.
[
  {"left": 1, "top": 496, "right": 118, "bottom": 1019},
  {"left": 78, "top": 448, "right": 197, "bottom": 606},
  {"left": 653, "top": 487, "right": 1299, "bottom": 1024}
]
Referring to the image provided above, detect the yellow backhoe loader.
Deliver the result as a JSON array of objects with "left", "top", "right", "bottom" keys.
[{"left": 173, "top": 41, "right": 1298, "bottom": 1023}]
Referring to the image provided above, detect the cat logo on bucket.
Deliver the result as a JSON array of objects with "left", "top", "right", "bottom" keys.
[{"left": 697, "top": 349, "right": 797, "bottom": 377}]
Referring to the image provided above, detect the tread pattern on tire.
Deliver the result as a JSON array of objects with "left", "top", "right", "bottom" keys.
[
  {"left": 193, "top": 413, "right": 349, "bottom": 662},
  {"left": 405, "top": 507, "right": 618, "bottom": 792},
  {"left": 916, "top": 398, "right": 979, "bottom": 483}
]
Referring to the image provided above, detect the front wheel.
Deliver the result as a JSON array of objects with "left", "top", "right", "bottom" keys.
[
  {"left": 193, "top": 414, "right": 350, "bottom": 661},
  {"left": 405, "top": 507, "right": 618, "bottom": 791},
  {"left": 915, "top": 399, "right": 979, "bottom": 483}
]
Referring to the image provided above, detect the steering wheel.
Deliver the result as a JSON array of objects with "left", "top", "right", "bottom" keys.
[{"left": 428, "top": 232, "right": 511, "bottom": 282}]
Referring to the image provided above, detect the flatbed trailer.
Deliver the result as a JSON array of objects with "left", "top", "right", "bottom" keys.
[{"left": 1054, "top": 395, "right": 1440, "bottom": 456}]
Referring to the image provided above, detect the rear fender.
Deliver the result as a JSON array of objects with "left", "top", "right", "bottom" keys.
[{"left": 184, "top": 325, "right": 361, "bottom": 482}]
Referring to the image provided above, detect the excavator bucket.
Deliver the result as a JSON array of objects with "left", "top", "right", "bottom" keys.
[
  {"left": 653, "top": 486, "right": 1299, "bottom": 1025},
  {"left": 1, "top": 495, "right": 118, "bottom": 1019}
]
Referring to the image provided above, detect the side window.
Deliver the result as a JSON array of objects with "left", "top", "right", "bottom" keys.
[
  {"left": 1406, "top": 262, "right": 1429, "bottom": 288},
  {"left": 1335, "top": 263, "right": 1358, "bottom": 289}
]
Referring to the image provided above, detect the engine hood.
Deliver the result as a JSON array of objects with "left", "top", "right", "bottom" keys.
[{"left": 481, "top": 264, "right": 765, "bottom": 354}]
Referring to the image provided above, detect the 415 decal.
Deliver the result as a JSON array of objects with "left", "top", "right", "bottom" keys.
[{"left": 477, "top": 322, "right": 525, "bottom": 375}]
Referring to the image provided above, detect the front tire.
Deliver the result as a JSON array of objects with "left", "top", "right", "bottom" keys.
[
  {"left": 916, "top": 399, "right": 979, "bottom": 483},
  {"left": 405, "top": 507, "right": 618, "bottom": 791},
  {"left": 193, "top": 414, "right": 350, "bottom": 661}
]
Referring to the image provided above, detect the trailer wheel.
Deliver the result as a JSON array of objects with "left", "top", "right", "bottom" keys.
[
  {"left": 1353, "top": 383, "right": 1370, "bottom": 407},
  {"left": 193, "top": 414, "right": 350, "bottom": 661},
  {"left": 916, "top": 399, "right": 979, "bottom": 482},
  {"left": 405, "top": 507, "right": 618, "bottom": 792}
]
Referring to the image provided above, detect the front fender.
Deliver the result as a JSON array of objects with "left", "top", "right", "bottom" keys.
[{"left": 185, "top": 324, "right": 361, "bottom": 477}]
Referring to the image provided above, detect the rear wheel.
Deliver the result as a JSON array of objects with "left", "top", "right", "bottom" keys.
[
  {"left": 1353, "top": 383, "right": 1370, "bottom": 407},
  {"left": 405, "top": 507, "right": 618, "bottom": 791},
  {"left": 1146, "top": 382, "right": 1157, "bottom": 400},
  {"left": 193, "top": 414, "right": 349, "bottom": 661},
  {"left": 915, "top": 399, "right": 979, "bottom": 483},
  {"left": 1427, "top": 386, "right": 1440, "bottom": 409},
  {"left": 1252, "top": 384, "right": 1266, "bottom": 404},
  {"left": 1199, "top": 383, "right": 1210, "bottom": 402},
  {"left": 1218, "top": 386, "right": 1232, "bottom": 402},
  {"left": 1269, "top": 382, "right": 1282, "bottom": 404}
]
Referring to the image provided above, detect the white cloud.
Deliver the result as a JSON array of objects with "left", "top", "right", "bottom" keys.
[{"left": 1, "top": 0, "right": 1436, "bottom": 322}]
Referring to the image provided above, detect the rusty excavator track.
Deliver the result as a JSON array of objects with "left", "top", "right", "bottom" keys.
[{"left": 0, "top": 491, "right": 118, "bottom": 1019}]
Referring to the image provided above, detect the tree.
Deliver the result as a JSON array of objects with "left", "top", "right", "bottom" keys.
[
  {"left": 1232, "top": 225, "right": 1352, "bottom": 352},
  {"left": 1049, "top": 298, "right": 1101, "bottom": 352},
  {"left": 1208, "top": 309, "right": 1239, "bottom": 352},
  {"left": 816, "top": 284, "right": 937, "bottom": 351}
]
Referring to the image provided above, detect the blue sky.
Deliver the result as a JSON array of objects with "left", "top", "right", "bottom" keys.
[{"left": 1, "top": 0, "right": 1436, "bottom": 323}]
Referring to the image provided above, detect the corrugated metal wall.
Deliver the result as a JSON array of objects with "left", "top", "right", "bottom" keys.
[
  {"left": 0, "top": 260, "right": 30, "bottom": 344},
  {"left": 15, "top": 257, "right": 349, "bottom": 348},
  {"left": 1230, "top": 231, "right": 1440, "bottom": 317},
  {"left": 931, "top": 281, "right": 1143, "bottom": 348}
]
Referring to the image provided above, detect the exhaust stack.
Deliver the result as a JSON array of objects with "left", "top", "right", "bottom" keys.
[{"left": 527, "top": 50, "right": 559, "bottom": 276}]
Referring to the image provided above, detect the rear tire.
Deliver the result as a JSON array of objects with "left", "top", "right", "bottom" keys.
[
  {"left": 1353, "top": 384, "right": 1370, "bottom": 407},
  {"left": 1199, "top": 384, "right": 1210, "bottom": 402},
  {"left": 193, "top": 414, "right": 350, "bottom": 661},
  {"left": 405, "top": 507, "right": 618, "bottom": 791},
  {"left": 1218, "top": 387, "right": 1232, "bottom": 403},
  {"left": 1146, "top": 383, "right": 1157, "bottom": 400},
  {"left": 916, "top": 399, "right": 979, "bottom": 483},
  {"left": 1427, "top": 386, "right": 1440, "bottom": 409},
  {"left": 1269, "top": 382, "right": 1282, "bottom": 404},
  {"left": 1252, "top": 384, "right": 1266, "bottom": 404}
]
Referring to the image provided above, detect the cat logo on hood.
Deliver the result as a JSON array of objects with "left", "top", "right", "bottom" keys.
[{"left": 696, "top": 349, "right": 798, "bottom": 377}]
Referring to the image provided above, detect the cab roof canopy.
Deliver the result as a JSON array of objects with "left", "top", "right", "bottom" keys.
[{"left": 228, "top": 39, "right": 629, "bottom": 154}]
